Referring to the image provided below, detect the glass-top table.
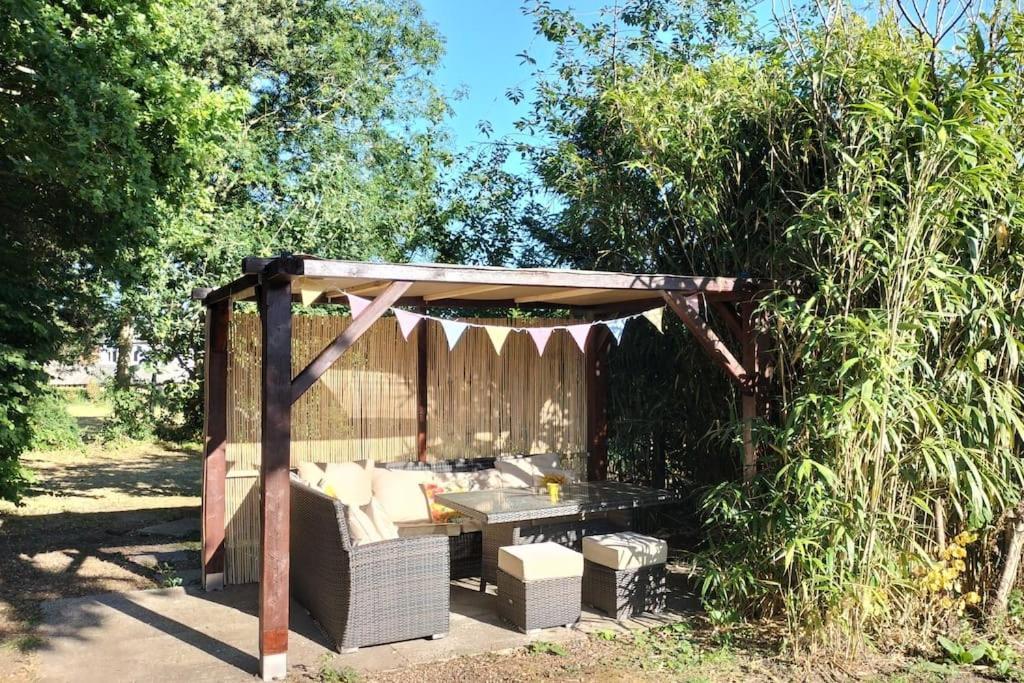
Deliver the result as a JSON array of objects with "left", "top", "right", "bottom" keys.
[
  {"left": 435, "top": 481, "right": 678, "bottom": 525},
  {"left": 436, "top": 481, "right": 678, "bottom": 590}
]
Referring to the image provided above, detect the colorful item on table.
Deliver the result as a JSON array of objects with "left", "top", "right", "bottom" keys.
[{"left": 421, "top": 482, "right": 462, "bottom": 523}]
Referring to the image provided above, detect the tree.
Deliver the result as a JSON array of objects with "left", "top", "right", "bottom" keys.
[
  {"left": 512, "top": 0, "right": 1024, "bottom": 647},
  {"left": 131, "top": 0, "right": 453, "bottom": 439},
  {"left": 0, "top": 0, "right": 246, "bottom": 500}
]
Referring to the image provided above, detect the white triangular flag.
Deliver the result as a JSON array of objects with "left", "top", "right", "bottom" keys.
[
  {"left": 566, "top": 323, "right": 592, "bottom": 353},
  {"left": 485, "top": 325, "right": 512, "bottom": 354},
  {"left": 348, "top": 293, "right": 372, "bottom": 318},
  {"left": 605, "top": 317, "right": 627, "bottom": 344},
  {"left": 394, "top": 309, "right": 423, "bottom": 340},
  {"left": 642, "top": 306, "right": 664, "bottom": 333},
  {"left": 440, "top": 320, "right": 468, "bottom": 350},
  {"left": 299, "top": 285, "right": 324, "bottom": 306},
  {"left": 527, "top": 327, "right": 553, "bottom": 356}
]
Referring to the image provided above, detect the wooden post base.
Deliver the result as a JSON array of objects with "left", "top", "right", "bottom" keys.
[
  {"left": 260, "top": 652, "right": 287, "bottom": 681},
  {"left": 202, "top": 570, "right": 224, "bottom": 592}
]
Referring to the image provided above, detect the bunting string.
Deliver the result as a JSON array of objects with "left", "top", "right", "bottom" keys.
[{"left": 334, "top": 289, "right": 665, "bottom": 356}]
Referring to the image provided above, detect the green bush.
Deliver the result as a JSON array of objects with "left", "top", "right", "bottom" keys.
[
  {"left": 101, "top": 386, "right": 155, "bottom": 443},
  {"left": 27, "top": 391, "right": 82, "bottom": 450}
]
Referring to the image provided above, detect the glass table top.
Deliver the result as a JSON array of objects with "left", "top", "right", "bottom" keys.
[{"left": 434, "top": 481, "right": 677, "bottom": 524}]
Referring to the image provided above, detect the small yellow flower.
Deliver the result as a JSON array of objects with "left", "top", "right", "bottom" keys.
[
  {"left": 940, "top": 596, "right": 954, "bottom": 609},
  {"left": 950, "top": 545, "right": 967, "bottom": 559},
  {"left": 954, "top": 531, "right": 978, "bottom": 546},
  {"left": 964, "top": 591, "right": 981, "bottom": 605},
  {"left": 952, "top": 559, "right": 966, "bottom": 572}
]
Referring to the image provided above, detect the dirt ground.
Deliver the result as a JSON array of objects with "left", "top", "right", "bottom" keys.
[{"left": 0, "top": 414, "right": 202, "bottom": 680}]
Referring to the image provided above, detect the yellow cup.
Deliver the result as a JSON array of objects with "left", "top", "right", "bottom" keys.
[{"left": 546, "top": 482, "right": 561, "bottom": 502}]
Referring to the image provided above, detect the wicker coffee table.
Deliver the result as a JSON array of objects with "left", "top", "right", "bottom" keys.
[{"left": 435, "top": 481, "right": 677, "bottom": 591}]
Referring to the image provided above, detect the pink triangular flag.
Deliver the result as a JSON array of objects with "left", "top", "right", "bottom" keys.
[
  {"left": 566, "top": 323, "right": 592, "bottom": 353},
  {"left": 348, "top": 293, "right": 371, "bottom": 318},
  {"left": 394, "top": 309, "right": 423, "bottom": 340},
  {"left": 485, "top": 325, "right": 513, "bottom": 354},
  {"left": 528, "top": 327, "right": 553, "bottom": 356}
]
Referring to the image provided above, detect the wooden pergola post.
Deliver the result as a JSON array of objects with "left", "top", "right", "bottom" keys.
[
  {"left": 739, "top": 300, "right": 762, "bottom": 482},
  {"left": 202, "top": 299, "right": 229, "bottom": 591},
  {"left": 416, "top": 302, "right": 428, "bottom": 462},
  {"left": 258, "top": 277, "right": 293, "bottom": 681},
  {"left": 662, "top": 292, "right": 764, "bottom": 482},
  {"left": 585, "top": 327, "right": 612, "bottom": 481}
]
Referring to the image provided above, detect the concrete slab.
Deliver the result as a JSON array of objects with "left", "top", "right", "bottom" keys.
[{"left": 36, "top": 573, "right": 695, "bottom": 682}]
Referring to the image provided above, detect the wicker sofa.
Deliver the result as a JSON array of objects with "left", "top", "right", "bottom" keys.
[{"left": 290, "top": 479, "right": 450, "bottom": 652}]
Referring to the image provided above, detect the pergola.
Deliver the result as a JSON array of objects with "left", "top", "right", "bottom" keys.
[{"left": 193, "top": 255, "right": 770, "bottom": 680}]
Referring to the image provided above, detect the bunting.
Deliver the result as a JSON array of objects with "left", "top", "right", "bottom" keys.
[
  {"left": 642, "top": 306, "right": 664, "bottom": 333},
  {"left": 337, "top": 288, "right": 667, "bottom": 357},
  {"left": 605, "top": 317, "right": 627, "bottom": 344},
  {"left": 439, "top": 319, "right": 468, "bottom": 350},
  {"left": 485, "top": 325, "right": 513, "bottom": 354},
  {"left": 566, "top": 324, "right": 592, "bottom": 353},
  {"left": 394, "top": 309, "right": 423, "bottom": 340},
  {"left": 527, "top": 327, "right": 553, "bottom": 356},
  {"left": 347, "top": 293, "right": 371, "bottom": 319}
]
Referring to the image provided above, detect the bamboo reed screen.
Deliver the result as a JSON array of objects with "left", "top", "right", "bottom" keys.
[{"left": 222, "top": 312, "right": 587, "bottom": 583}]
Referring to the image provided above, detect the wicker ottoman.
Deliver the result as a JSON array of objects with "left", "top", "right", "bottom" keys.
[
  {"left": 582, "top": 532, "right": 668, "bottom": 619},
  {"left": 496, "top": 542, "right": 583, "bottom": 633}
]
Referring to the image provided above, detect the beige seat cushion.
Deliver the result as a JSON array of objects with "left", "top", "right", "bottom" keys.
[
  {"left": 526, "top": 453, "right": 562, "bottom": 470},
  {"left": 496, "top": 458, "right": 543, "bottom": 488},
  {"left": 435, "top": 471, "right": 475, "bottom": 490},
  {"left": 365, "top": 498, "right": 399, "bottom": 540},
  {"left": 460, "top": 518, "right": 482, "bottom": 534},
  {"left": 296, "top": 461, "right": 325, "bottom": 487},
  {"left": 498, "top": 542, "right": 583, "bottom": 581},
  {"left": 321, "top": 462, "right": 373, "bottom": 507},
  {"left": 472, "top": 468, "right": 505, "bottom": 490},
  {"left": 371, "top": 468, "right": 434, "bottom": 523},
  {"left": 582, "top": 532, "right": 668, "bottom": 570},
  {"left": 396, "top": 521, "right": 461, "bottom": 537},
  {"left": 346, "top": 505, "right": 382, "bottom": 546}
]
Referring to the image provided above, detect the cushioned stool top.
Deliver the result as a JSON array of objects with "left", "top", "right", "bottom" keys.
[
  {"left": 498, "top": 542, "right": 584, "bottom": 581},
  {"left": 582, "top": 532, "right": 668, "bottom": 570}
]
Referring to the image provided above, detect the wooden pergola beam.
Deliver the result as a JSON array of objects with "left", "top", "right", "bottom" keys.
[
  {"left": 662, "top": 292, "right": 746, "bottom": 386},
  {"left": 585, "top": 327, "right": 613, "bottom": 481},
  {"left": 257, "top": 277, "right": 293, "bottom": 681},
  {"left": 248, "top": 255, "right": 764, "bottom": 295},
  {"left": 290, "top": 281, "right": 412, "bottom": 404},
  {"left": 710, "top": 301, "right": 743, "bottom": 342}
]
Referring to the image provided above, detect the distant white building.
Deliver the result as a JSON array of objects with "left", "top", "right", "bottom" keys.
[{"left": 47, "top": 341, "right": 189, "bottom": 386}]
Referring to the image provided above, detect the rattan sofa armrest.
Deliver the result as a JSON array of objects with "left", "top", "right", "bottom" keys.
[{"left": 349, "top": 533, "right": 449, "bottom": 561}]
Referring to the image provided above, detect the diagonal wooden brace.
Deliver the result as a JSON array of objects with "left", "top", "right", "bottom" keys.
[
  {"left": 662, "top": 291, "right": 746, "bottom": 387},
  {"left": 291, "top": 281, "right": 413, "bottom": 404}
]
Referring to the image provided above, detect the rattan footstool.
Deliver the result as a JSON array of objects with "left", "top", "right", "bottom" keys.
[
  {"left": 582, "top": 532, "right": 668, "bottom": 619},
  {"left": 496, "top": 542, "right": 583, "bottom": 633}
]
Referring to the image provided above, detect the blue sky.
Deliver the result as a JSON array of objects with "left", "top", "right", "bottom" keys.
[{"left": 418, "top": 1, "right": 603, "bottom": 159}]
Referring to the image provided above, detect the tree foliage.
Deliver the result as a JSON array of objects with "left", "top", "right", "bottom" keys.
[
  {"left": 510, "top": 0, "right": 1024, "bottom": 646},
  {"left": 131, "top": 0, "right": 451, "bottom": 439},
  {"left": 0, "top": 0, "right": 245, "bottom": 499}
]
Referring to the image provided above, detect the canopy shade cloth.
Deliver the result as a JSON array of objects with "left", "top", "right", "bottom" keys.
[{"left": 193, "top": 254, "right": 772, "bottom": 681}]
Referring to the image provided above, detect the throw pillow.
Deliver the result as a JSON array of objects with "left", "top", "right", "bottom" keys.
[
  {"left": 346, "top": 505, "right": 382, "bottom": 546},
  {"left": 321, "top": 461, "right": 373, "bottom": 507},
  {"left": 371, "top": 468, "right": 434, "bottom": 522},
  {"left": 421, "top": 482, "right": 463, "bottom": 523},
  {"left": 365, "top": 498, "right": 399, "bottom": 540}
]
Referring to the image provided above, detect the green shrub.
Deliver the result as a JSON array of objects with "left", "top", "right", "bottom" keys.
[
  {"left": 27, "top": 391, "right": 82, "bottom": 450},
  {"left": 101, "top": 386, "right": 155, "bottom": 442}
]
